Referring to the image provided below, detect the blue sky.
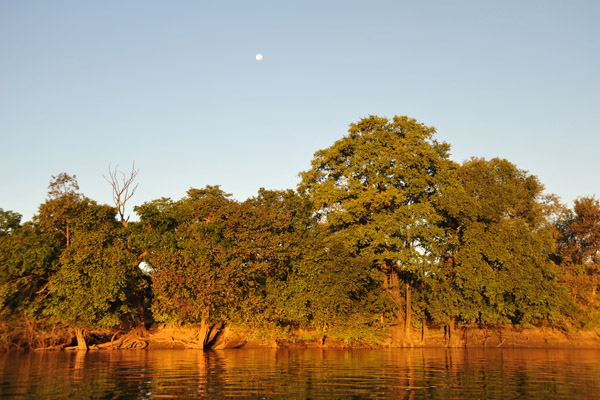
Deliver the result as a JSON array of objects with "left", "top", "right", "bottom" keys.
[{"left": 1, "top": 1, "right": 598, "bottom": 222}]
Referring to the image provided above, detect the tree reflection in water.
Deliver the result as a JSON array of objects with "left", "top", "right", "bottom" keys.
[{"left": 1, "top": 348, "right": 599, "bottom": 399}]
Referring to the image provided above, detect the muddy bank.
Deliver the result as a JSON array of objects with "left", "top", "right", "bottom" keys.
[
  {"left": 277, "top": 326, "right": 600, "bottom": 350},
  {"left": 4, "top": 323, "right": 600, "bottom": 352},
  {"left": 412, "top": 326, "right": 600, "bottom": 349},
  {"left": 108, "top": 325, "right": 600, "bottom": 350}
]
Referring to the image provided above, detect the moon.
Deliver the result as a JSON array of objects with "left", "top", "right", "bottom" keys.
[{"left": 256, "top": 53, "right": 263, "bottom": 61}]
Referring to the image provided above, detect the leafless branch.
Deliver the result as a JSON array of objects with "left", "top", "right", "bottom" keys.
[{"left": 103, "top": 163, "right": 139, "bottom": 227}]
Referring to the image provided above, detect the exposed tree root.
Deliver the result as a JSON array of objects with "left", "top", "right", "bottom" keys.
[
  {"left": 16, "top": 323, "right": 239, "bottom": 352},
  {"left": 148, "top": 326, "right": 207, "bottom": 349},
  {"left": 94, "top": 328, "right": 149, "bottom": 349}
]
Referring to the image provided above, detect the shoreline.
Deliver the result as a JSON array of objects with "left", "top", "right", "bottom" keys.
[
  {"left": 4, "top": 324, "right": 599, "bottom": 352},
  {"left": 82, "top": 325, "right": 600, "bottom": 351}
]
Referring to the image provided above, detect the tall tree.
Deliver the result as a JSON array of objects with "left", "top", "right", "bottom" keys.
[
  {"left": 431, "top": 158, "right": 570, "bottom": 334},
  {"left": 555, "top": 196, "right": 600, "bottom": 305},
  {"left": 44, "top": 201, "right": 142, "bottom": 349},
  {"left": 225, "top": 189, "right": 311, "bottom": 330},
  {"left": 143, "top": 186, "right": 239, "bottom": 346},
  {"left": 0, "top": 210, "right": 60, "bottom": 320},
  {"left": 273, "top": 232, "right": 386, "bottom": 343},
  {"left": 299, "top": 115, "right": 454, "bottom": 344},
  {"left": 29, "top": 174, "right": 145, "bottom": 349}
]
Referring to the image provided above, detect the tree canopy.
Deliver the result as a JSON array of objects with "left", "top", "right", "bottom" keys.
[
  {"left": 299, "top": 115, "right": 455, "bottom": 343},
  {"left": 430, "top": 158, "right": 570, "bottom": 328},
  {"left": 0, "top": 115, "right": 598, "bottom": 349}
]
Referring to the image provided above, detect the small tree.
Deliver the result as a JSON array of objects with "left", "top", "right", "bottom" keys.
[{"left": 37, "top": 173, "right": 84, "bottom": 247}]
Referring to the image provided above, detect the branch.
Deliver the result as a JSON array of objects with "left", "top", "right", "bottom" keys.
[{"left": 103, "top": 163, "right": 139, "bottom": 227}]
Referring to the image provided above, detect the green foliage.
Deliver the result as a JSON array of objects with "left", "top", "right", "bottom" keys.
[
  {"left": 0, "top": 208, "right": 21, "bottom": 235},
  {"left": 0, "top": 210, "right": 60, "bottom": 320},
  {"left": 299, "top": 115, "right": 455, "bottom": 332},
  {"left": 146, "top": 186, "right": 239, "bottom": 324},
  {"left": 4, "top": 116, "right": 600, "bottom": 349},
  {"left": 146, "top": 187, "right": 315, "bottom": 328},
  {"left": 299, "top": 116, "right": 453, "bottom": 265},
  {"left": 554, "top": 196, "right": 600, "bottom": 324},
  {"left": 225, "top": 189, "right": 311, "bottom": 326},
  {"left": 267, "top": 234, "right": 383, "bottom": 324},
  {"left": 431, "top": 158, "right": 573, "bottom": 326},
  {"left": 44, "top": 201, "right": 141, "bottom": 328},
  {"left": 4, "top": 174, "right": 147, "bottom": 331},
  {"left": 138, "top": 184, "right": 386, "bottom": 340},
  {"left": 35, "top": 173, "right": 84, "bottom": 247}
]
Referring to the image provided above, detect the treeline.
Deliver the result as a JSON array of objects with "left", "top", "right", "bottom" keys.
[{"left": 1, "top": 115, "right": 599, "bottom": 349}]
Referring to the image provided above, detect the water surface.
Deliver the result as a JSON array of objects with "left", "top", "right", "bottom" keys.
[{"left": 1, "top": 348, "right": 599, "bottom": 399}]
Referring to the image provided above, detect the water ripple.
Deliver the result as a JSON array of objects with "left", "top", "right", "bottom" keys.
[{"left": 1, "top": 348, "right": 599, "bottom": 399}]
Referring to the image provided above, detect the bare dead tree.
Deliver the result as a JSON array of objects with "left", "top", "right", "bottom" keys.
[{"left": 103, "top": 163, "right": 139, "bottom": 227}]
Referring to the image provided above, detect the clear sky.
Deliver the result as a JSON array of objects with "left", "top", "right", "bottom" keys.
[{"left": 1, "top": 1, "right": 598, "bottom": 222}]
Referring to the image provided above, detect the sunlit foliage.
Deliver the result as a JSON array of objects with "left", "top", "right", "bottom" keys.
[{"left": 1, "top": 115, "right": 599, "bottom": 349}]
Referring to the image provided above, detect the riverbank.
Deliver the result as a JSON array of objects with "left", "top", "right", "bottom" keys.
[
  {"left": 3, "top": 322, "right": 600, "bottom": 351},
  {"left": 414, "top": 325, "right": 600, "bottom": 349},
  {"left": 127, "top": 325, "right": 600, "bottom": 350}
]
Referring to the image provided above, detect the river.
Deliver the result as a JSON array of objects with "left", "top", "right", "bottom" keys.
[{"left": 1, "top": 348, "right": 599, "bottom": 399}]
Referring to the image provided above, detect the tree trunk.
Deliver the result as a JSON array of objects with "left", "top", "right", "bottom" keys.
[
  {"left": 66, "top": 220, "right": 70, "bottom": 247},
  {"left": 446, "top": 317, "right": 456, "bottom": 347},
  {"left": 197, "top": 311, "right": 210, "bottom": 349},
  {"left": 421, "top": 317, "right": 427, "bottom": 344},
  {"left": 388, "top": 271, "right": 404, "bottom": 309},
  {"left": 75, "top": 327, "right": 88, "bottom": 351},
  {"left": 388, "top": 272, "right": 405, "bottom": 345},
  {"left": 135, "top": 294, "right": 146, "bottom": 329},
  {"left": 404, "top": 281, "right": 412, "bottom": 341}
]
